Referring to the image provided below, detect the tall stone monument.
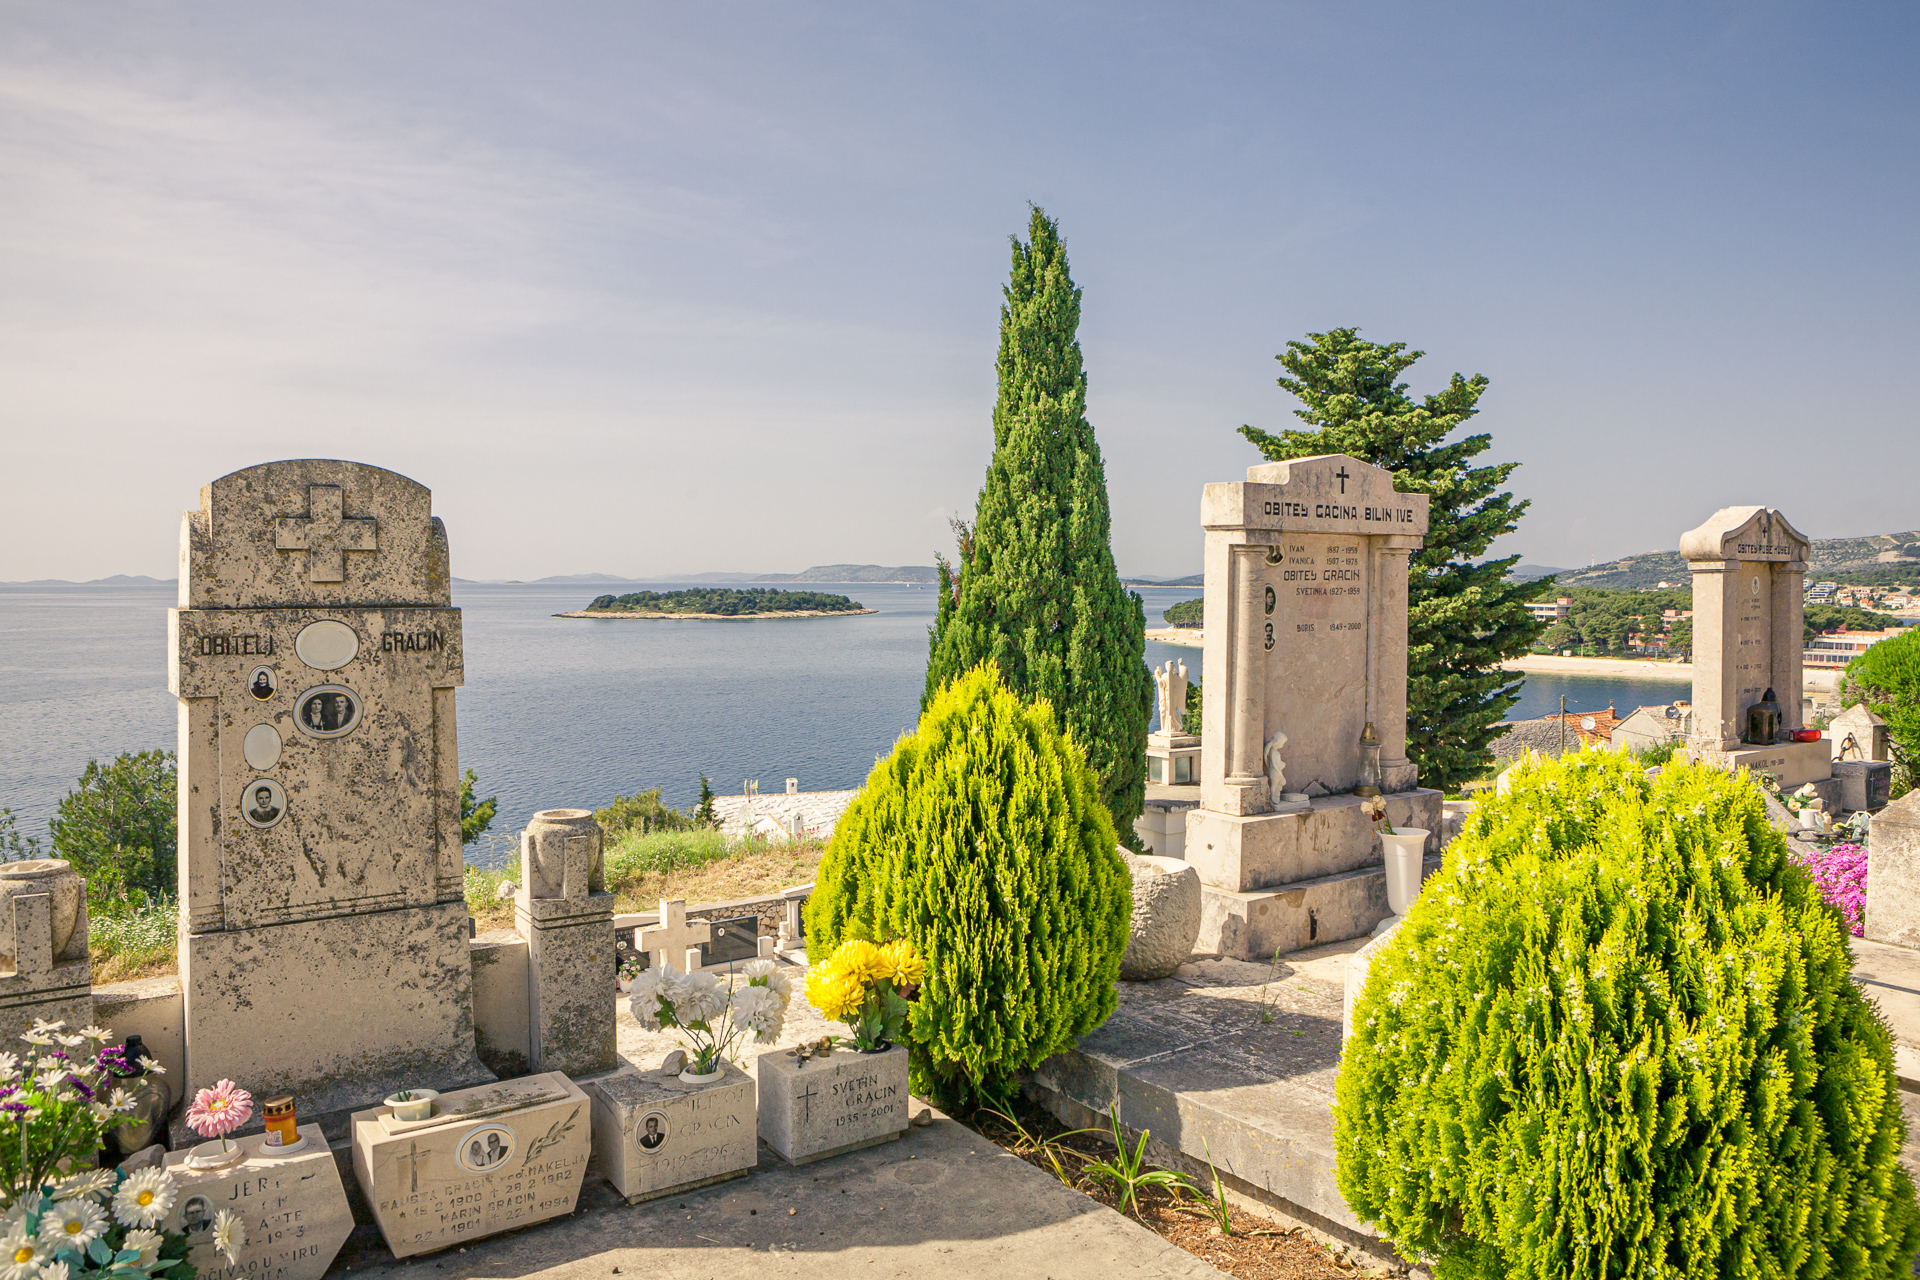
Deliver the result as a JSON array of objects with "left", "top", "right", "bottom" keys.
[
  {"left": 1184, "top": 454, "right": 1442, "bottom": 959},
  {"left": 1680, "top": 506, "right": 1831, "bottom": 788},
  {"left": 171, "top": 460, "right": 491, "bottom": 1123}
]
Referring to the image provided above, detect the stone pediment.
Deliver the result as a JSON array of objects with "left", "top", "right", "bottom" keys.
[
  {"left": 1678, "top": 506, "right": 1809, "bottom": 564},
  {"left": 1202, "top": 453, "right": 1428, "bottom": 538},
  {"left": 182, "top": 459, "right": 451, "bottom": 609}
]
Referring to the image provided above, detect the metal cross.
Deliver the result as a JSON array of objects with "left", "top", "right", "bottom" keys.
[
  {"left": 1334, "top": 466, "right": 1351, "bottom": 494},
  {"left": 274, "top": 485, "right": 377, "bottom": 583},
  {"left": 794, "top": 1083, "right": 819, "bottom": 1124}
]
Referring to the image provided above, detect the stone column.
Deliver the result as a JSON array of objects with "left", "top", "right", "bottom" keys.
[
  {"left": 1771, "top": 559, "right": 1807, "bottom": 733},
  {"left": 1687, "top": 558, "right": 1742, "bottom": 750},
  {"left": 515, "top": 809, "right": 616, "bottom": 1078},
  {"left": 1219, "top": 544, "right": 1270, "bottom": 816},
  {"left": 1370, "top": 539, "right": 1419, "bottom": 791}
]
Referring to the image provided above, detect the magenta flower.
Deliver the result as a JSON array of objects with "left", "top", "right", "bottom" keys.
[
  {"left": 185, "top": 1078, "right": 253, "bottom": 1148},
  {"left": 1792, "top": 842, "right": 1868, "bottom": 937}
]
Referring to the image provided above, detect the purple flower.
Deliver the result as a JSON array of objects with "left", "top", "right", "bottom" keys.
[
  {"left": 1792, "top": 842, "right": 1868, "bottom": 937},
  {"left": 2, "top": 1101, "right": 30, "bottom": 1116}
]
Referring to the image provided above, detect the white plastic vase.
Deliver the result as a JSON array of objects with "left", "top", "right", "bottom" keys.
[{"left": 1380, "top": 829, "right": 1430, "bottom": 915}]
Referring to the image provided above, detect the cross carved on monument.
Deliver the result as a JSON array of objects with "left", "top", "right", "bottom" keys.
[
  {"left": 794, "top": 1083, "right": 819, "bottom": 1124},
  {"left": 397, "top": 1140, "right": 429, "bottom": 1193},
  {"left": 636, "top": 898, "right": 710, "bottom": 973},
  {"left": 274, "top": 485, "right": 377, "bottom": 583},
  {"left": 1334, "top": 466, "right": 1351, "bottom": 494}
]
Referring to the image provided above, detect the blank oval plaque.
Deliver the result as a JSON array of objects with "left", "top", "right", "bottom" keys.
[
  {"left": 242, "top": 724, "right": 282, "bottom": 771},
  {"left": 295, "top": 620, "right": 359, "bottom": 670}
]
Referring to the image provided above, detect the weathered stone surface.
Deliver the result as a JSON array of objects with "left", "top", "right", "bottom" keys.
[
  {"left": 1867, "top": 790, "right": 1920, "bottom": 950},
  {"left": 1832, "top": 760, "right": 1893, "bottom": 814},
  {"left": 1185, "top": 791, "right": 1440, "bottom": 893},
  {"left": 515, "top": 809, "right": 615, "bottom": 1078},
  {"left": 1830, "top": 704, "right": 1890, "bottom": 762},
  {"left": 1680, "top": 506, "right": 1812, "bottom": 752},
  {"left": 353, "top": 1072, "right": 591, "bottom": 1258},
  {"left": 585, "top": 1062, "right": 756, "bottom": 1200},
  {"left": 1690, "top": 740, "right": 1831, "bottom": 790},
  {"left": 1196, "top": 855, "right": 1440, "bottom": 961},
  {"left": 171, "top": 460, "right": 489, "bottom": 1119},
  {"left": 0, "top": 862, "right": 91, "bottom": 1049},
  {"left": 1118, "top": 854, "right": 1201, "bottom": 981},
  {"left": 160, "top": 1127, "right": 352, "bottom": 1280},
  {"left": 469, "top": 930, "right": 530, "bottom": 1079},
  {"left": 1342, "top": 918, "right": 1402, "bottom": 1040},
  {"left": 758, "top": 1043, "right": 908, "bottom": 1165}
]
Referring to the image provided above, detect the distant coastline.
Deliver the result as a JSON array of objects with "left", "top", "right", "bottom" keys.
[{"left": 556, "top": 608, "right": 878, "bottom": 621}]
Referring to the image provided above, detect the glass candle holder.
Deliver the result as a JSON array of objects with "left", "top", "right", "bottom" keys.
[
  {"left": 1354, "top": 722, "right": 1383, "bottom": 797},
  {"left": 263, "top": 1096, "right": 297, "bottom": 1147}
]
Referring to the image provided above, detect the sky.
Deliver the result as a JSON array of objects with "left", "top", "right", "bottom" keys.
[{"left": 3, "top": 2, "right": 1916, "bottom": 582}]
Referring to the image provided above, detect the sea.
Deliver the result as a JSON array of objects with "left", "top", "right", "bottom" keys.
[{"left": 0, "top": 581, "right": 1691, "bottom": 859}]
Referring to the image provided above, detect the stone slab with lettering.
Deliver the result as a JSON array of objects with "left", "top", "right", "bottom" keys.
[
  {"left": 757, "top": 1043, "right": 908, "bottom": 1165},
  {"left": 159, "top": 1126, "right": 352, "bottom": 1280},
  {"left": 1679, "top": 506, "right": 1813, "bottom": 752},
  {"left": 352, "top": 1071, "right": 590, "bottom": 1257},
  {"left": 171, "top": 460, "right": 490, "bottom": 1120},
  {"left": 584, "top": 1061, "right": 757, "bottom": 1202}
]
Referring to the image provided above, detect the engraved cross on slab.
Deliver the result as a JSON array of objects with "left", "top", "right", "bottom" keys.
[
  {"left": 275, "top": 485, "right": 377, "bottom": 583},
  {"left": 636, "top": 898, "right": 710, "bottom": 973}
]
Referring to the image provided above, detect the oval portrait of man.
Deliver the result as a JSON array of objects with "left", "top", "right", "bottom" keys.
[
  {"left": 635, "top": 1110, "right": 669, "bottom": 1154},
  {"left": 293, "top": 684, "right": 362, "bottom": 739},
  {"left": 241, "top": 779, "right": 288, "bottom": 830},
  {"left": 457, "top": 1124, "right": 516, "bottom": 1173}
]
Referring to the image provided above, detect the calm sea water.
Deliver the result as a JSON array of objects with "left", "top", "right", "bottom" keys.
[{"left": 0, "top": 582, "right": 1685, "bottom": 848}]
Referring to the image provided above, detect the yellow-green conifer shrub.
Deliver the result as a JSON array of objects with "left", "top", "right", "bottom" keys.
[
  {"left": 1336, "top": 750, "right": 1919, "bottom": 1278},
  {"left": 805, "top": 664, "right": 1131, "bottom": 1108}
]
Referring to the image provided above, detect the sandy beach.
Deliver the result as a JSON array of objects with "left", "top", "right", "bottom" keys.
[
  {"left": 1144, "top": 627, "right": 1203, "bottom": 648},
  {"left": 1500, "top": 654, "right": 1694, "bottom": 680}
]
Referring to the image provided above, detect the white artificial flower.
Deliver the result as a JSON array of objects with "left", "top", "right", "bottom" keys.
[
  {"left": 107, "top": 1088, "right": 136, "bottom": 1114},
  {"left": 52, "top": 1036, "right": 83, "bottom": 1051},
  {"left": 38, "top": 1262, "right": 65, "bottom": 1280},
  {"left": 0, "top": 1053, "right": 20, "bottom": 1082},
  {"left": 0, "top": 1226, "right": 46, "bottom": 1280},
  {"left": 5, "top": 1194, "right": 43, "bottom": 1231},
  {"left": 729, "top": 985, "right": 786, "bottom": 1042},
  {"left": 26, "top": 1020, "right": 63, "bottom": 1038},
  {"left": 671, "top": 971, "right": 728, "bottom": 1026},
  {"left": 741, "top": 958, "right": 776, "bottom": 980},
  {"left": 18, "top": 1033, "right": 52, "bottom": 1048},
  {"left": 51, "top": 1170, "right": 113, "bottom": 1202},
  {"left": 35, "top": 1198, "right": 105, "bottom": 1252},
  {"left": 111, "top": 1168, "right": 176, "bottom": 1230},
  {"left": 122, "top": 1230, "right": 163, "bottom": 1268},
  {"left": 74, "top": 1028, "right": 110, "bottom": 1044},
  {"left": 210, "top": 1210, "right": 245, "bottom": 1265},
  {"left": 627, "top": 963, "right": 682, "bottom": 1031},
  {"left": 741, "top": 959, "right": 793, "bottom": 1005}
]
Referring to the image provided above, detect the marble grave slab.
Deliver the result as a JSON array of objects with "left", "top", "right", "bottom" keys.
[
  {"left": 584, "top": 1062, "right": 757, "bottom": 1203},
  {"left": 159, "top": 1126, "right": 352, "bottom": 1280}
]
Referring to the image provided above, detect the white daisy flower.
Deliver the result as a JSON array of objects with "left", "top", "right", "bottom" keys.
[
  {"left": 121, "top": 1230, "right": 163, "bottom": 1268},
  {"left": 51, "top": 1169, "right": 113, "bottom": 1201},
  {"left": 74, "top": 1028, "right": 110, "bottom": 1044},
  {"left": 18, "top": 1033, "right": 53, "bottom": 1048},
  {"left": 210, "top": 1210, "right": 245, "bottom": 1265},
  {"left": 27, "top": 1020, "right": 64, "bottom": 1037},
  {"left": 107, "top": 1088, "right": 136, "bottom": 1114},
  {"left": 38, "top": 1262, "right": 66, "bottom": 1280},
  {"left": 0, "top": 1226, "right": 47, "bottom": 1280},
  {"left": 35, "top": 1199, "right": 105, "bottom": 1252},
  {"left": 111, "top": 1168, "right": 176, "bottom": 1230}
]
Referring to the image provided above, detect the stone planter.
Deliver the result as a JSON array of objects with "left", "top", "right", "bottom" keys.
[
  {"left": 1380, "top": 829, "right": 1430, "bottom": 915},
  {"left": 1118, "top": 853, "right": 1202, "bottom": 980},
  {"left": 382, "top": 1089, "right": 438, "bottom": 1121},
  {"left": 0, "top": 859, "right": 86, "bottom": 964},
  {"left": 585, "top": 1061, "right": 756, "bottom": 1203},
  {"left": 757, "top": 1042, "right": 908, "bottom": 1165}
]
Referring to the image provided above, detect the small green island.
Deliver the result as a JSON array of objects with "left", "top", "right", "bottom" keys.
[{"left": 557, "top": 587, "right": 874, "bottom": 620}]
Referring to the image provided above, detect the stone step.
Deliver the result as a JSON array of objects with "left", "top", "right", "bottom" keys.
[{"left": 1195, "top": 855, "right": 1441, "bottom": 961}]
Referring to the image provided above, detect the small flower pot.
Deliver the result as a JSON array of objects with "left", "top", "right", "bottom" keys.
[
  {"left": 677, "top": 1067, "right": 724, "bottom": 1085},
  {"left": 617, "top": 976, "right": 633, "bottom": 994},
  {"left": 383, "top": 1089, "right": 438, "bottom": 1122},
  {"left": 1379, "top": 829, "right": 1431, "bottom": 916},
  {"left": 186, "top": 1138, "right": 246, "bottom": 1170}
]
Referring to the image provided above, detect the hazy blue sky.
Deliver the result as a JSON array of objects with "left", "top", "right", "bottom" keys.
[{"left": 4, "top": 2, "right": 1915, "bottom": 581}]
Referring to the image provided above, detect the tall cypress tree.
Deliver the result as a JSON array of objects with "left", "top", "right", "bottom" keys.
[
  {"left": 1240, "top": 329, "right": 1546, "bottom": 791},
  {"left": 927, "top": 207, "right": 1153, "bottom": 842}
]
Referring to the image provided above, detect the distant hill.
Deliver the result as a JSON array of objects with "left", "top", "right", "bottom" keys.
[
  {"left": 1124, "top": 574, "right": 1203, "bottom": 588},
  {"left": 1509, "top": 564, "right": 1569, "bottom": 581},
  {"left": 1550, "top": 530, "right": 1920, "bottom": 591},
  {"left": 0, "top": 575, "right": 174, "bottom": 586},
  {"left": 521, "top": 565, "right": 940, "bottom": 585}
]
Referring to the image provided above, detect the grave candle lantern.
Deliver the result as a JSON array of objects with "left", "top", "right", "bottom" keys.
[
  {"left": 1354, "top": 722, "right": 1382, "bottom": 798},
  {"left": 1746, "top": 687, "right": 1781, "bottom": 746},
  {"left": 263, "top": 1095, "right": 298, "bottom": 1147}
]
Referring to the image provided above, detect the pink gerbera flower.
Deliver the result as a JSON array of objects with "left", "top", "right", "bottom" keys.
[{"left": 185, "top": 1079, "right": 253, "bottom": 1148}]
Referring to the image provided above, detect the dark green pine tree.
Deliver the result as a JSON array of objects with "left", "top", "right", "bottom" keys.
[
  {"left": 927, "top": 207, "right": 1154, "bottom": 843},
  {"left": 1240, "top": 329, "right": 1548, "bottom": 791}
]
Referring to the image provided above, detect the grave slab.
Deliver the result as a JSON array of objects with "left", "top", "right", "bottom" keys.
[
  {"left": 584, "top": 1061, "right": 757, "bottom": 1201},
  {"left": 160, "top": 1126, "right": 352, "bottom": 1280},
  {"left": 1867, "top": 790, "right": 1920, "bottom": 950},
  {"left": 352, "top": 1071, "right": 591, "bottom": 1258},
  {"left": 758, "top": 1042, "right": 909, "bottom": 1165}
]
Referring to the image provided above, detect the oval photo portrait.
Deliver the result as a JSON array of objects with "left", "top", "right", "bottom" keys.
[
  {"left": 635, "top": 1110, "right": 669, "bottom": 1154},
  {"left": 294, "top": 685, "right": 362, "bottom": 739},
  {"left": 457, "top": 1124, "right": 516, "bottom": 1173},
  {"left": 241, "top": 779, "right": 288, "bottom": 830}
]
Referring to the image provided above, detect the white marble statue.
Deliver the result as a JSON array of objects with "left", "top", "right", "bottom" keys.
[
  {"left": 1154, "top": 659, "right": 1190, "bottom": 738},
  {"left": 1264, "top": 728, "right": 1289, "bottom": 796}
]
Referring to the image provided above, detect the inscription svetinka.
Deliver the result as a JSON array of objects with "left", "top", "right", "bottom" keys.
[{"left": 170, "top": 460, "right": 490, "bottom": 1125}]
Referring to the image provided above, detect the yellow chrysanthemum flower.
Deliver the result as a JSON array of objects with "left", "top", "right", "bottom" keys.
[
  {"left": 831, "top": 939, "right": 887, "bottom": 986},
  {"left": 878, "top": 938, "right": 924, "bottom": 986},
  {"left": 804, "top": 967, "right": 866, "bottom": 1022}
]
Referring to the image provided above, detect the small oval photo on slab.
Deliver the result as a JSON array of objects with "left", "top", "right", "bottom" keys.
[
  {"left": 635, "top": 1110, "right": 669, "bottom": 1154},
  {"left": 241, "top": 778, "right": 287, "bottom": 830},
  {"left": 457, "top": 1124, "right": 516, "bottom": 1173},
  {"left": 294, "top": 685, "right": 361, "bottom": 739},
  {"left": 247, "top": 665, "right": 276, "bottom": 701},
  {"left": 242, "top": 723, "right": 282, "bottom": 771},
  {"left": 295, "top": 619, "right": 359, "bottom": 670}
]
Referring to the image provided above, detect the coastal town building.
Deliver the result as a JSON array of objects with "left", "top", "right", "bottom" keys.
[
  {"left": 1612, "top": 702, "right": 1694, "bottom": 754},
  {"left": 1526, "top": 596, "right": 1573, "bottom": 624},
  {"left": 1805, "top": 626, "right": 1907, "bottom": 670}
]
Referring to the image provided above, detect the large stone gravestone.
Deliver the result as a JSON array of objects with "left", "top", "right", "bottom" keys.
[
  {"left": 1680, "top": 507, "right": 1831, "bottom": 788},
  {"left": 352, "top": 1072, "right": 591, "bottom": 1258},
  {"left": 1184, "top": 455, "right": 1441, "bottom": 959},
  {"left": 170, "top": 461, "right": 491, "bottom": 1122}
]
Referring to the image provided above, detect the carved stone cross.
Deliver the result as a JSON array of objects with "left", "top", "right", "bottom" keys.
[
  {"left": 636, "top": 898, "right": 710, "bottom": 973},
  {"left": 275, "top": 485, "right": 377, "bottom": 583}
]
